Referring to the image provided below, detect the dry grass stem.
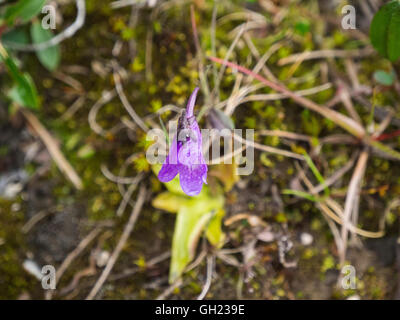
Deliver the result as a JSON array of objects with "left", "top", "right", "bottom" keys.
[
  {"left": 22, "top": 108, "right": 83, "bottom": 190},
  {"left": 86, "top": 186, "right": 146, "bottom": 300}
]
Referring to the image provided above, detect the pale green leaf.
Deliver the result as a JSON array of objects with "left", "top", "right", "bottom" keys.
[
  {"left": 30, "top": 21, "right": 60, "bottom": 71},
  {"left": 4, "top": 0, "right": 46, "bottom": 24},
  {"left": 373, "top": 70, "right": 395, "bottom": 86},
  {"left": 370, "top": 0, "right": 400, "bottom": 61},
  {"left": 169, "top": 194, "right": 224, "bottom": 283},
  {"left": 152, "top": 192, "right": 191, "bottom": 213},
  {"left": 205, "top": 208, "right": 225, "bottom": 247},
  {"left": 0, "top": 48, "right": 39, "bottom": 109}
]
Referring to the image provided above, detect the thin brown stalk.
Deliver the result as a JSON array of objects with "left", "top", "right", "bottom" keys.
[
  {"left": 233, "top": 133, "right": 304, "bottom": 160},
  {"left": 240, "top": 83, "right": 332, "bottom": 103},
  {"left": 116, "top": 183, "right": 138, "bottom": 217},
  {"left": 101, "top": 164, "right": 144, "bottom": 185},
  {"left": 344, "top": 59, "right": 360, "bottom": 90},
  {"left": 295, "top": 162, "right": 383, "bottom": 239},
  {"left": 207, "top": 56, "right": 366, "bottom": 138},
  {"left": 323, "top": 199, "right": 383, "bottom": 238},
  {"left": 112, "top": 62, "right": 149, "bottom": 132},
  {"left": 212, "top": 24, "right": 246, "bottom": 100},
  {"left": 156, "top": 278, "right": 183, "bottom": 300},
  {"left": 22, "top": 208, "right": 55, "bottom": 233},
  {"left": 190, "top": 5, "right": 210, "bottom": 100},
  {"left": 277, "top": 47, "right": 374, "bottom": 66},
  {"left": 86, "top": 186, "right": 146, "bottom": 300},
  {"left": 21, "top": 108, "right": 83, "bottom": 190},
  {"left": 59, "top": 96, "right": 86, "bottom": 121},
  {"left": 109, "top": 251, "right": 171, "bottom": 281},
  {"left": 338, "top": 87, "right": 362, "bottom": 124},
  {"left": 257, "top": 129, "right": 311, "bottom": 142},
  {"left": 88, "top": 90, "right": 117, "bottom": 137},
  {"left": 340, "top": 150, "right": 369, "bottom": 264},
  {"left": 217, "top": 11, "right": 267, "bottom": 26},
  {"left": 243, "top": 32, "right": 279, "bottom": 82},
  {"left": 197, "top": 255, "right": 215, "bottom": 300},
  {"left": 56, "top": 227, "right": 103, "bottom": 283},
  {"left": 46, "top": 227, "right": 103, "bottom": 300},
  {"left": 311, "top": 152, "right": 358, "bottom": 194}
]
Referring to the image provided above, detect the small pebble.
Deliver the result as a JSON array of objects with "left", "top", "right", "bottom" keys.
[
  {"left": 257, "top": 229, "right": 275, "bottom": 242},
  {"left": 4, "top": 183, "right": 23, "bottom": 199},
  {"left": 23, "top": 260, "right": 43, "bottom": 281},
  {"left": 11, "top": 203, "right": 21, "bottom": 212},
  {"left": 300, "top": 232, "right": 313, "bottom": 246},
  {"left": 96, "top": 250, "right": 110, "bottom": 268},
  {"left": 18, "top": 292, "right": 31, "bottom": 300}
]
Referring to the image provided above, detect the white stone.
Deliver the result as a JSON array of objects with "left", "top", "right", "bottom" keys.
[
  {"left": 96, "top": 250, "right": 110, "bottom": 267},
  {"left": 300, "top": 232, "right": 313, "bottom": 246},
  {"left": 23, "top": 260, "right": 43, "bottom": 280},
  {"left": 257, "top": 230, "right": 275, "bottom": 242}
]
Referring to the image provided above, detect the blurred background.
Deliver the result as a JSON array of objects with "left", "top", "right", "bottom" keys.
[{"left": 1, "top": 0, "right": 400, "bottom": 300}]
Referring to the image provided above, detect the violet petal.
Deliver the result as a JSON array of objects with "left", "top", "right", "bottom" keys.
[
  {"left": 178, "top": 120, "right": 202, "bottom": 166},
  {"left": 158, "top": 134, "right": 180, "bottom": 182},
  {"left": 179, "top": 163, "right": 208, "bottom": 196}
]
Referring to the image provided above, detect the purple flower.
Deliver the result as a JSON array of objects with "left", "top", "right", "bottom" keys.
[{"left": 158, "top": 87, "right": 207, "bottom": 196}]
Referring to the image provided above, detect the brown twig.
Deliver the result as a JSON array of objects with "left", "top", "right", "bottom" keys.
[
  {"left": 340, "top": 149, "right": 369, "bottom": 265},
  {"left": 156, "top": 278, "right": 184, "bottom": 300},
  {"left": 21, "top": 108, "right": 83, "bottom": 190},
  {"left": 112, "top": 61, "right": 149, "bottom": 132},
  {"left": 190, "top": 5, "right": 210, "bottom": 101},
  {"left": 86, "top": 185, "right": 146, "bottom": 300},
  {"left": 196, "top": 255, "right": 215, "bottom": 300},
  {"left": 207, "top": 56, "right": 365, "bottom": 138},
  {"left": 45, "top": 226, "right": 103, "bottom": 300},
  {"left": 277, "top": 47, "right": 374, "bottom": 66},
  {"left": 311, "top": 152, "right": 358, "bottom": 194},
  {"left": 233, "top": 132, "right": 304, "bottom": 160},
  {"left": 22, "top": 208, "right": 55, "bottom": 233},
  {"left": 109, "top": 251, "right": 171, "bottom": 281},
  {"left": 88, "top": 90, "right": 117, "bottom": 137}
]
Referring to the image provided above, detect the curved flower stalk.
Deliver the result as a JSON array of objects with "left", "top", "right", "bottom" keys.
[{"left": 158, "top": 87, "right": 208, "bottom": 196}]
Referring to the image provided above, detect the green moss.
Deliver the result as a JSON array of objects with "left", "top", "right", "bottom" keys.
[{"left": 0, "top": 200, "right": 35, "bottom": 299}]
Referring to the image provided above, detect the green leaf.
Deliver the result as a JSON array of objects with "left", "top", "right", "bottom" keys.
[
  {"left": 4, "top": 0, "right": 47, "bottom": 24},
  {"left": 369, "top": 139, "right": 400, "bottom": 161},
  {"left": 170, "top": 207, "right": 213, "bottom": 283},
  {"left": 152, "top": 192, "right": 191, "bottom": 213},
  {"left": 2, "top": 28, "right": 30, "bottom": 46},
  {"left": 30, "top": 21, "right": 60, "bottom": 71},
  {"left": 8, "top": 73, "right": 39, "bottom": 109},
  {"left": 168, "top": 194, "right": 224, "bottom": 283},
  {"left": 151, "top": 164, "right": 225, "bottom": 283},
  {"left": 0, "top": 47, "right": 39, "bottom": 109},
  {"left": 65, "top": 133, "right": 81, "bottom": 151},
  {"left": 303, "top": 153, "right": 329, "bottom": 197},
  {"left": 77, "top": 144, "right": 95, "bottom": 159},
  {"left": 205, "top": 209, "right": 225, "bottom": 247},
  {"left": 294, "top": 20, "right": 311, "bottom": 36},
  {"left": 282, "top": 189, "right": 319, "bottom": 202},
  {"left": 370, "top": 0, "right": 400, "bottom": 62},
  {"left": 209, "top": 163, "right": 239, "bottom": 192},
  {"left": 373, "top": 70, "right": 395, "bottom": 86}
]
